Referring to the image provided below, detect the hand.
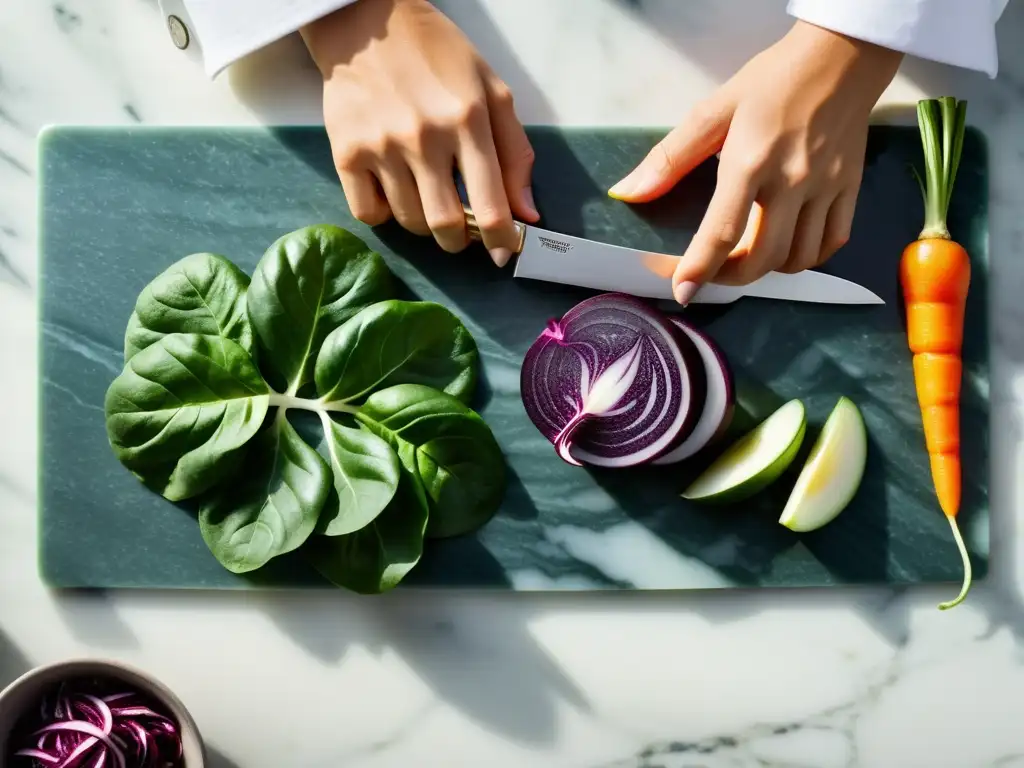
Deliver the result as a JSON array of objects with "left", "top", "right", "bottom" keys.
[
  {"left": 608, "top": 21, "right": 903, "bottom": 304},
  {"left": 300, "top": 0, "right": 539, "bottom": 266}
]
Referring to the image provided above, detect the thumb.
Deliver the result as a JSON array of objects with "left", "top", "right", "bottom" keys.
[{"left": 608, "top": 98, "right": 732, "bottom": 203}]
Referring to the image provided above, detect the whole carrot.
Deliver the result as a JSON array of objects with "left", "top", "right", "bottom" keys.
[{"left": 900, "top": 96, "right": 972, "bottom": 610}]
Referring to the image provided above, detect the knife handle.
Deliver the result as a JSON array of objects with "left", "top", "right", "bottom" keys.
[{"left": 462, "top": 205, "right": 527, "bottom": 254}]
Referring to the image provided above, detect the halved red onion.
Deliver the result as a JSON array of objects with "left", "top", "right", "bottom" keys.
[
  {"left": 520, "top": 293, "right": 698, "bottom": 467},
  {"left": 652, "top": 318, "right": 735, "bottom": 465}
]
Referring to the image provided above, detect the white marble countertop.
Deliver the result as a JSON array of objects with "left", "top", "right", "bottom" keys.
[{"left": 2, "top": 1, "right": 1024, "bottom": 766}]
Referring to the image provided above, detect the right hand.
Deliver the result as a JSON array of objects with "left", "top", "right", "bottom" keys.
[{"left": 300, "top": 0, "right": 539, "bottom": 266}]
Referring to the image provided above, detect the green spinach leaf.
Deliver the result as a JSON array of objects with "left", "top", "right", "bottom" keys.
[
  {"left": 316, "top": 414, "right": 401, "bottom": 535},
  {"left": 124, "top": 311, "right": 162, "bottom": 362},
  {"left": 198, "top": 411, "right": 331, "bottom": 573},
  {"left": 305, "top": 467, "right": 428, "bottom": 594},
  {"left": 247, "top": 225, "right": 392, "bottom": 394},
  {"left": 356, "top": 384, "right": 506, "bottom": 538},
  {"left": 124, "top": 252, "right": 252, "bottom": 363},
  {"left": 315, "top": 300, "right": 479, "bottom": 405},
  {"left": 104, "top": 333, "right": 270, "bottom": 501}
]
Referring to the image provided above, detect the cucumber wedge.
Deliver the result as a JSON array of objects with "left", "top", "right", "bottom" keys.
[
  {"left": 779, "top": 396, "right": 867, "bottom": 532},
  {"left": 682, "top": 399, "right": 806, "bottom": 504}
]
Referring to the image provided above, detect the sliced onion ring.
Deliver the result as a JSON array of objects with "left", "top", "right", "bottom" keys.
[{"left": 652, "top": 318, "right": 735, "bottom": 464}]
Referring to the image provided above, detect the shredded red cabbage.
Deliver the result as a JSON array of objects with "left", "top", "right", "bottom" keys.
[{"left": 7, "top": 677, "right": 184, "bottom": 768}]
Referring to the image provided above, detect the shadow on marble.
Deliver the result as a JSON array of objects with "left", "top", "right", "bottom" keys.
[
  {"left": 249, "top": 590, "right": 590, "bottom": 745},
  {"left": 971, "top": 401, "right": 1024, "bottom": 640},
  {"left": 371, "top": 592, "right": 591, "bottom": 743},
  {"left": 0, "top": 628, "right": 30, "bottom": 689},
  {"left": 52, "top": 588, "right": 140, "bottom": 650},
  {"left": 226, "top": 34, "right": 324, "bottom": 125},
  {"left": 431, "top": 0, "right": 559, "bottom": 124},
  {"left": 608, "top": 0, "right": 794, "bottom": 81}
]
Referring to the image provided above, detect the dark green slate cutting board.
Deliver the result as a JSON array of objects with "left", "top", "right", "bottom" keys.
[{"left": 38, "top": 125, "right": 991, "bottom": 591}]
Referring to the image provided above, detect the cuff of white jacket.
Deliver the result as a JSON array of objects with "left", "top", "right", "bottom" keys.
[
  {"left": 786, "top": 0, "right": 999, "bottom": 79},
  {"left": 183, "top": 0, "right": 360, "bottom": 78}
]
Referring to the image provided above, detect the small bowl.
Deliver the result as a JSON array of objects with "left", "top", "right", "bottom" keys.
[{"left": 0, "top": 658, "right": 206, "bottom": 767}]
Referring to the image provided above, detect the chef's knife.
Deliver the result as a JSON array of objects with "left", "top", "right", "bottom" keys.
[{"left": 462, "top": 206, "right": 884, "bottom": 305}]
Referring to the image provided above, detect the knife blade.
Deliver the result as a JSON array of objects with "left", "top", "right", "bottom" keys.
[{"left": 462, "top": 207, "right": 884, "bottom": 306}]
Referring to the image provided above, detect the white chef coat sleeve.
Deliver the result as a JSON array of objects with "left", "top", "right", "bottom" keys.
[
  {"left": 157, "top": 0, "right": 361, "bottom": 78},
  {"left": 786, "top": 0, "right": 1009, "bottom": 79}
]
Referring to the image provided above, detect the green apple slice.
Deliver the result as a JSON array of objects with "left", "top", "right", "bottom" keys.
[
  {"left": 778, "top": 396, "right": 867, "bottom": 532},
  {"left": 682, "top": 399, "right": 806, "bottom": 504}
]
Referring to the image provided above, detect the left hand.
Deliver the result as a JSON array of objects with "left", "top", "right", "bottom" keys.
[{"left": 608, "top": 20, "right": 903, "bottom": 305}]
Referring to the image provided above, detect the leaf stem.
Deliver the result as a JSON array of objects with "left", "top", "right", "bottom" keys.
[
  {"left": 915, "top": 96, "right": 967, "bottom": 241},
  {"left": 267, "top": 393, "right": 357, "bottom": 414},
  {"left": 938, "top": 515, "right": 973, "bottom": 610}
]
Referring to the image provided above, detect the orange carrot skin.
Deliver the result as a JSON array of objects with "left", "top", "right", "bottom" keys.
[{"left": 899, "top": 237, "right": 971, "bottom": 518}]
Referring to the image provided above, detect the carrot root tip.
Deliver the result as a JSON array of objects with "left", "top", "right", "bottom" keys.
[{"left": 938, "top": 514, "right": 972, "bottom": 610}]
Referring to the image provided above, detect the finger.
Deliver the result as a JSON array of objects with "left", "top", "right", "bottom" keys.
[
  {"left": 457, "top": 116, "right": 519, "bottom": 267},
  {"left": 609, "top": 97, "right": 732, "bottom": 203},
  {"left": 819, "top": 188, "right": 858, "bottom": 264},
  {"left": 375, "top": 159, "right": 430, "bottom": 237},
  {"left": 485, "top": 76, "right": 539, "bottom": 222},
  {"left": 671, "top": 167, "right": 758, "bottom": 304},
  {"left": 409, "top": 154, "right": 469, "bottom": 253},
  {"left": 338, "top": 168, "right": 392, "bottom": 227},
  {"left": 714, "top": 195, "right": 802, "bottom": 286},
  {"left": 778, "top": 200, "right": 830, "bottom": 274},
  {"left": 728, "top": 202, "right": 762, "bottom": 258}
]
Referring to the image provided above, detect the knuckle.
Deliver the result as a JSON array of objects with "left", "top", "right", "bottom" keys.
[
  {"left": 688, "top": 99, "right": 719, "bottom": 128},
  {"left": 464, "top": 98, "right": 489, "bottom": 128},
  {"left": 427, "top": 212, "right": 466, "bottom": 233},
  {"left": 826, "top": 156, "right": 846, "bottom": 183},
  {"left": 333, "top": 144, "right": 370, "bottom": 172},
  {"left": 728, "top": 146, "right": 772, "bottom": 179},
  {"left": 352, "top": 204, "right": 390, "bottom": 227},
  {"left": 782, "top": 157, "right": 813, "bottom": 189},
  {"left": 707, "top": 232, "right": 740, "bottom": 254},
  {"left": 390, "top": 118, "right": 431, "bottom": 152},
  {"left": 650, "top": 142, "right": 678, "bottom": 179},
  {"left": 447, "top": 98, "right": 488, "bottom": 131},
  {"left": 491, "top": 81, "right": 515, "bottom": 108},
  {"left": 516, "top": 142, "right": 536, "bottom": 168},
  {"left": 364, "top": 134, "right": 398, "bottom": 161},
  {"left": 704, "top": 214, "right": 746, "bottom": 249},
  {"left": 473, "top": 208, "right": 511, "bottom": 233},
  {"left": 822, "top": 231, "right": 849, "bottom": 258}
]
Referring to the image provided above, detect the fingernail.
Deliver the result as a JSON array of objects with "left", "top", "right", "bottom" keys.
[
  {"left": 674, "top": 280, "right": 698, "bottom": 306},
  {"left": 607, "top": 175, "right": 636, "bottom": 200},
  {"left": 522, "top": 186, "right": 538, "bottom": 219},
  {"left": 490, "top": 247, "right": 513, "bottom": 268}
]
